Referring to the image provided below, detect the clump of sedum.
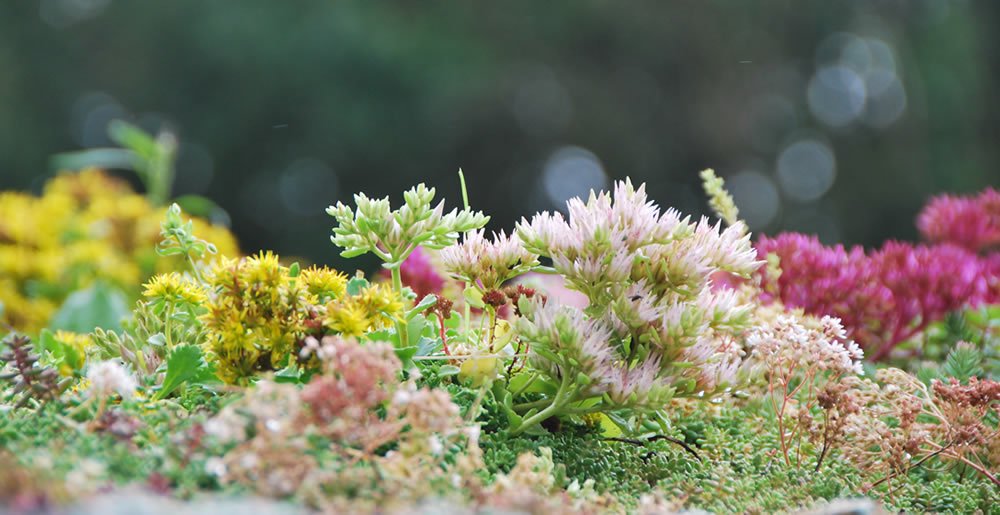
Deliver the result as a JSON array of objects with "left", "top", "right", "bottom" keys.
[{"left": 502, "top": 176, "right": 761, "bottom": 433}]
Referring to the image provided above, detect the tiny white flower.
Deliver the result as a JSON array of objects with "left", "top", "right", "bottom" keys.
[
  {"left": 428, "top": 435, "right": 444, "bottom": 456},
  {"left": 205, "top": 457, "right": 227, "bottom": 477},
  {"left": 85, "top": 360, "right": 137, "bottom": 400}
]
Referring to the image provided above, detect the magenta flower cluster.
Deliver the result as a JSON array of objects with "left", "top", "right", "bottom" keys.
[
  {"left": 388, "top": 246, "right": 446, "bottom": 300},
  {"left": 917, "top": 187, "right": 1000, "bottom": 253},
  {"left": 756, "top": 233, "right": 996, "bottom": 362}
]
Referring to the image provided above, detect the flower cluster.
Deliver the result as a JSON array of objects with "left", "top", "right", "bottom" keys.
[
  {"left": 476, "top": 447, "right": 616, "bottom": 514},
  {"left": 917, "top": 187, "right": 1000, "bottom": 252},
  {"left": 205, "top": 337, "right": 478, "bottom": 510},
  {"left": 388, "top": 245, "right": 446, "bottom": 300},
  {"left": 327, "top": 183, "right": 488, "bottom": 267},
  {"left": 201, "top": 252, "right": 318, "bottom": 383},
  {"left": 505, "top": 177, "right": 761, "bottom": 433},
  {"left": 201, "top": 253, "right": 405, "bottom": 383},
  {"left": 756, "top": 233, "right": 994, "bottom": 360},
  {"left": 0, "top": 169, "right": 238, "bottom": 333},
  {"left": 832, "top": 368, "right": 1000, "bottom": 490},
  {"left": 84, "top": 360, "right": 137, "bottom": 401},
  {"left": 747, "top": 312, "right": 864, "bottom": 466},
  {"left": 749, "top": 314, "right": 864, "bottom": 377},
  {"left": 322, "top": 281, "right": 404, "bottom": 337},
  {"left": 441, "top": 229, "right": 539, "bottom": 291}
]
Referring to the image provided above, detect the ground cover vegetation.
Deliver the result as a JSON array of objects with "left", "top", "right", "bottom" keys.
[{"left": 0, "top": 142, "right": 997, "bottom": 513}]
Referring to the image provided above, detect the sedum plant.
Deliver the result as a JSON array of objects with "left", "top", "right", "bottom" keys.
[
  {"left": 0, "top": 171, "right": 238, "bottom": 334},
  {"left": 327, "top": 182, "right": 488, "bottom": 292},
  {"left": 499, "top": 175, "right": 761, "bottom": 434},
  {"left": 327, "top": 180, "right": 488, "bottom": 345}
]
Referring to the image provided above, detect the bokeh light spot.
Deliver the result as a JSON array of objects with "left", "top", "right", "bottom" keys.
[
  {"left": 776, "top": 140, "right": 836, "bottom": 202},
  {"left": 279, "top": 159, "right": 340, "bottom": 217},
  {"left": 541, "top": 146, "right": 607, "bottom": 210},
  {"left": 727, "top": 170, "right": 780, "bottom": 228}
]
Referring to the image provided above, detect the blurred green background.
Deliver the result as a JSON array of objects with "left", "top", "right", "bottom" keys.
[{"left": 1, "top": 1, "right": 997, "bottom": 270}]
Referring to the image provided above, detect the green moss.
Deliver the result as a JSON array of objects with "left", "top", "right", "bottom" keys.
[{"left": 478, "top": 400, "right": 1000, "bottom": 513}]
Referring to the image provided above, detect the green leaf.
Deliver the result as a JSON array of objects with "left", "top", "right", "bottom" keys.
[
  {"left": 407, "top": 294, "right": 438, "bottom": 320},
  {"left": 338, "top": 247, "right": 369, "bottom": 259},
  {"left": 147, "top": 333, "right": 167, "bottom": 348},
  {"left": 508, "top": 373, "right": 558, "bottom": 395},
  {"left": 174, "top": 194, "right": 228, "bottom": 224},
  {"left": 495, "top": 387, "right": 522, "bottom": 430},
  {"left": 406, "top": 314, "right": 429, "bottom": 348},
  {"left": 37, "top": 329, "right": 84, "bottom": 375},
  {"left": 941, "top": 343, "right": 984, "bottom": 383},
  {"left": 395, "top": 345, "right": 419, "bottom": 368},
  {"left": 153, "top": 344, "right": 213, "bottom": 401},
  {"left": 108, "top": 120, "right": 158, "bottom": 158},
  {"left": 346, "top": 276, "right": 370, "bottom": 296},
  {"left": 596, "top": 413, "right": 623, "bottom": 438},
  {"left": 463, "top": 286, "right": 485, "bottom": 309},
  {"left": 416, "top": 336, "right": 441, "bottom": 357},
  {"left": 274, "top": 362, "right": 304, "bottom": 384},
  {"left": 437, "top": 365, "right": 461, "bottom": 377},
  {"left": 50, "top": 148, "right": 139, "bottom": 173},
  {"left": 49, "top": 281, "right": 130, "bottom": 334}
]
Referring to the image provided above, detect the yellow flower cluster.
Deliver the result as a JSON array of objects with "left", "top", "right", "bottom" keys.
[
  {"left": 0, "top": 169, "right": 238, "bottom": 333},
  {"left": 324, "top": 281, "right": 405, "bottom": 337},
  {"left": 143, "top": 272, "right": 208, "bottom": 307},
  {"left": 200, "top": 252, "right": 405, "bottom": 384}
]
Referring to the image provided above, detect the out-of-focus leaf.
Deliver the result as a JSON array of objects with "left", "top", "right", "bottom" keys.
[
  {"left": 49, "top": 281, "right": 129, "bottom": 334},
  {"left": 50, "top": 148, "right": 139, "bottom": 173}
]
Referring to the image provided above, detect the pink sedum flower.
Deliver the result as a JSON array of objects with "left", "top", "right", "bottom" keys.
[
  {"left": 757, "top": 233, "right": 995, "bottom": 360},
  {"left": 917, "top": 187, "right": 1000, "bottom": 252},
  {"left": 385, "top": 246, "right": 446, "bottom": 300}
]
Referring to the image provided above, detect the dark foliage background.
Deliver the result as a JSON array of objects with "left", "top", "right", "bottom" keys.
[{"left": 1, "top": 1, "right": 997, "bottom": 270}]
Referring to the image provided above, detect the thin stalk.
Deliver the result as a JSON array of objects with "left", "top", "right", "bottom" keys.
[
  {"left": 163, "top": 304, "right": 175, "bottom": 349},
  {"left": 390, "top": 266, "right": 408, "bottom": 345},
  {"left": 487, "top": 307, "right": 498, "bottom": 352},
  {"left": 457, "top": 170, "right": 473, "bottom": 338},
  {"left": 186, "top": 253, "right": 205, "bottom": 284}
]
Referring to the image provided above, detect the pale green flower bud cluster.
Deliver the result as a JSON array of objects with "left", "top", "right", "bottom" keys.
[
  {"left": 700, "top": 168, "right": 740, "bottom": 228},
  {"left": 327, "top": 183, "right": 488, "bottom": 268}
]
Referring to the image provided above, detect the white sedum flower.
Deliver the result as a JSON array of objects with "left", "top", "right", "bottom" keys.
[
  {"left": 748, "top": 314, "right": 864, "bottom": 376},
  {"left": 85, "top": 360, "right": 137, "bottom": 400}
]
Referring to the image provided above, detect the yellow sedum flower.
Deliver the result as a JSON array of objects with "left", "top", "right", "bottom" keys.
[
  {"left": 322, "top": 281, "right": 404, "bottom": 337},
  {"left": 143, "top": 272, "right": 208, "bottom": 306},
  {"left": 323, "top": 299, "right": 371, "bottom": 337},
  {"left": 202, "top": 252, "right": 318, "bottom": 384},
  {"left": 299, "top": 266, "right": 348, "bottom": 302},
  {"left": 0, "top": 169, "right": 239, "bottom": 334}
]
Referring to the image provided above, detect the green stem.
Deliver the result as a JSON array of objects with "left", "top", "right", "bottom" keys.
[
  {"left": 390, "top": 265, "right": 408, "bottom": 345},
  {"left": 487, "top": 306, "right": 498, "bottom": 352},
  {"left": 186, "top": 253, "right": 205, "bottom": 284},
  {"left": 512, "top": 371, "right": 576, "bottom": 435},
  {"left": 164, "top": 304, "right": 175, "bottom": 349},
  {"left": 511, "top": 373, "right": 539, "bottom": 397},
  {"left": 513, "top": 398, "right": 552, "bottom": 413}
]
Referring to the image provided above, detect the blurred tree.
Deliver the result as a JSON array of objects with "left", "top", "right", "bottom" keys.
[{"left": 0, "top": 1, "right": 996, "bottom": 270}]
